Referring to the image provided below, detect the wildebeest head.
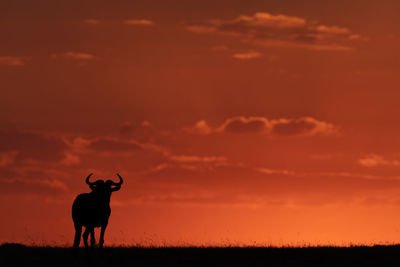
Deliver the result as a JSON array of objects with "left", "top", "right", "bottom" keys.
[{"left": 85, "top": 173, "right": 123, "bottom": 195}]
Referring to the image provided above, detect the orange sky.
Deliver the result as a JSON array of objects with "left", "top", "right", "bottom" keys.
[{"left": 1, "top": 0, "right": 400, "bottom": 246}]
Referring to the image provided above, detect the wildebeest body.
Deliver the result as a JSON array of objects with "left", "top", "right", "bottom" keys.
[{"left": 72, "top": 193, "right": 111, "bottom": 228}]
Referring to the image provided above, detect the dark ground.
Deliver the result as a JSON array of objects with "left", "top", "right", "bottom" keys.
[{"left": 1, "top": 243, "right": 400, "bottom": 267}]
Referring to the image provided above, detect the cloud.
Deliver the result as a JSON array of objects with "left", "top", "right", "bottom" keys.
[
  {"left": 84, "top": 19, "right": 155, "bottom": 26},
  {"left": 60, "top": 152, "right": 80, "bottom": 166},
  {"left": 0, "top": 130, "right": 75, "bottom": 196},
  {"left": 65, "top": 137, "right": 91, "bottom": 153},
  {"left": 170, "top": 155, "right": 227, "bottom": 164},
  {"left": 0, "top": 56, "right": 26, "bottom": 66},
  {"left": 89, "top": 137, "right": 142, "bottom": 152},
  {"left": 185, "top": 25, "right": 217, "bottom": 34},
  {"left": 185, "top": 116, "right": 338, "bottom": 136},
  {"left": 270, "top": 117, "right": 338, "bottom": 136},
  {"left": 40, "top": 178, "right": 68, "bottom": 192},
  {"left": 124, "top": 19, "right": 154, "bottom": 26},
  {"left": 187, "top": 12, "right": 362, "bottom": 51},
  {"left": 128, "top": 190, "right": 265, "bottom": 207},
  {"left": 0, "top": 164, "right": 69, "bottom": 196},
  {"left": 358, "top": 154, "right": 400, "bottom": 167},
  {"left": 119, "top": 121, "right": 134, "bottom": 134},
  {"left": 0, "top": 151, "right": 18, "bottom": 167},
  {"left": 183, "top": 120, "right": 212, "bottom": 135},
  {"left": 169, "top": 155, "right": 229, "bottom": 170},
  {"left": 0, "top": 177, "right": 68, "bottom": 195},
  {"left": 233, "top": 51, "right": 262, "bottom": 59},
  {"left": 84, "top": 19, "right": 100, "bottom": 25},
  {"left": 0, "top": 166, "right": 17, "bottom": 179},
  {"left": 211, "top": 45, "right": 230, "bottom": 51},
  {"left": 0, "top": 131, "right": 67, "bottom": 162},
  {"left": 63, "top": 134, "right": 168, "bottom": 175},
  {"left": 119, "top": 121, "right": 155, "bottom": 142},
  {"left": 218, "top": 117, "right": 270, "bottom": 133},
  {"left": 141, "top": 153, "right": 231, "bottom": 175},
  {"left": 133, "top": 192, "right": 219, "bottom": 205},
  {"left": 139, "top": 160, "right": 400, "bottom": 207},
  {"left": 51, "top": 52, "right": 95, "bottom": 60},
  {"left": 256, "top": 167, "right": 295, "bottom": 176},
  {"left": 145, "top": 154, "right": 229, "bottom": 173}
]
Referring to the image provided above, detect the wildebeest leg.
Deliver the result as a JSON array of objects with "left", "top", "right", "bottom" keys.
[
  {"left": 82, "top": 227, "right": 91, "bottom": 249},
  {"left": 90, "top": 228, "right": 96, "bottom": 247},
  {"left": 73, "top": 223, "right": 82, "bottom": 248},
  {"left": 99, "top": 222, "right": 108, "bottom": 249}
]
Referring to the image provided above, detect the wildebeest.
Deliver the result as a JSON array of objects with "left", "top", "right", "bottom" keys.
[{"left": 72, "top": 173, "right": 123, "bottom": 249}]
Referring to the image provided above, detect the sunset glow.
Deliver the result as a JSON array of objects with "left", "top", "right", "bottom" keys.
[{"left": 1, "top": 0, "right": 400, "bottom": 246}]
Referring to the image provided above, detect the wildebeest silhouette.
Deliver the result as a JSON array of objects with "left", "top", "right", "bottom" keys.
[{"left": 72, "top": 173, "right": 123, "bottom": 249}]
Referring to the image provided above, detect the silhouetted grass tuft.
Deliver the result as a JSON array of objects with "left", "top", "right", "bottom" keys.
[{"left": 1, "top": 243, "right": 400, "bottom": 266}]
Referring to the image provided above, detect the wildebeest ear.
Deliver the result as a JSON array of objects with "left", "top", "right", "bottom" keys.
[{"left": 111, "top": 185, "right": 121, "bottom": 192}]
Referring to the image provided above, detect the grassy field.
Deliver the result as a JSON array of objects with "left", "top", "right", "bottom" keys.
[{"left": 1, "top": 243, "right": 400, "bottom": 266}]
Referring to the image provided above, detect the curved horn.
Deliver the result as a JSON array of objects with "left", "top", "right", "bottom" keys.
[
  {"left": 114, "top": 173, "right": 123, "bottom": 185},
  {"left": 85, "top": 173, "right": 94, "bottom": 185},
  {"left": 86, "top": 173, "right": 102, "bottom": 185},
  {"left": 110, "top": 173, "right": 123, "bottom": 191}
]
